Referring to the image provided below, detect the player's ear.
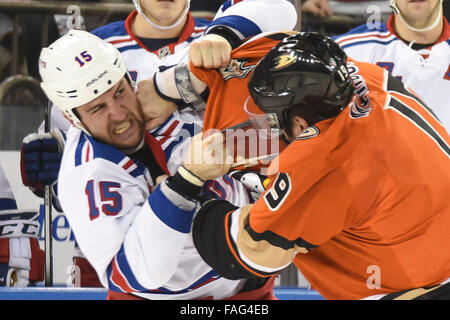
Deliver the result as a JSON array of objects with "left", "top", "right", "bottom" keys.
[{"left": 292, "top": 116, "right": 308, "bottom": 132}]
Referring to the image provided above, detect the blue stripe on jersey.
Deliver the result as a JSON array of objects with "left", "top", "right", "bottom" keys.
[
  {"left": 106, "top": 263, "right": 123, "bottom": 292},
  {"left": 208, "top": 15, "right": 261, "bottom": 39},
  {"left": 117, "top": 44, "right": 142, "bottom": 53},
  {"left": 85, "top": 135, "right": 129, "bottom": 166},
  {"left": 148, "top": 184, "right": 195, "bottom": 234},
  {"left": 340, "top": 37, "right": 399, "bottom": 49},
  {"left": 159, "top": 122, "right": 200, "bottom": 161},
  {"left": 332, "top": 23, "right": 389, "bottom": 41},
  {"left": 163, "top": 139, "right": 182, "bottom": 160},
  {"left": 149, "top": 270, "right": 220, "bottom": 294},
  {"left": 221, "top": 0, "right": 233, "bottom": 11},
  {"left": 151, "top": 114, "right": 175, "bottom": 136},
  {"left": 75, "top": 133, "right": 146, "bottom": 178},
  {"left": 74, "top": 133, "right": 87, "bottom": 167},
  {"left": 194, "top": 17, "right": 214, "bottom": 28},
  {"left": 129, "top": 165, "right": 146, "bottom": 179},
  {"left": 91, "top": 20, "right": 128, "bottom": 39},
  {"left": 0, "top": 198, "right": 18, "bottom": 211},
  {"left": 114, "top": 246, "right": 149, "bottom": 292}
]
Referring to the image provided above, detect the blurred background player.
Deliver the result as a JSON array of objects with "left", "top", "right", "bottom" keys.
[
  {"left": 0, "top": 163, "right": 44, "bottom": 287},
  {"left": 301, "top": 0, "right": 332, "bottom": 18},
  {"left": 333, "top": 0, "right": 449, "bottom": 131},
  {"left": 20, "top": 0, "right": 297, "bottom": 287},
  {"left": 38, "top": 29, "right": 279, "bottom": 300}
]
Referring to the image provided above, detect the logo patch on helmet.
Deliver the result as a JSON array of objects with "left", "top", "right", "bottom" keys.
[
  {"left": 296, "top": 126, "right": 320, "bottom": 140},
  {"left": 271, "top": 54, "right": 297, "bottom": 71}
]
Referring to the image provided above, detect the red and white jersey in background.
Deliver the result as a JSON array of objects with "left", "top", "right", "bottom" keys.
[{"left": 334, "top": 15, "right": 450, "bottom": 131}]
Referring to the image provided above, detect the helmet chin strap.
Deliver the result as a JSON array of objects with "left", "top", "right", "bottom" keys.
[
  {"left": 133, "top": 0, "right": 190, "bottom": 30},
  {"left": 389, "top": 0, "right": 443, "bottom": 32}
]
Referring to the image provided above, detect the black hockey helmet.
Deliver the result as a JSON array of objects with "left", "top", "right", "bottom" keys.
[{"left": 248, "top": 32, "right": 355, "bottom": 130}]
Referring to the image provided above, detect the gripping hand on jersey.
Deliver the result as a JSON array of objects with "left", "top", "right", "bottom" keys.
[
  {"left": 165, "top": 132, "right": 233, "bottom": 202},
  {"left": 20, "top": 129, "right": 65, "bottom": 198},
  {"left": 181, "top": 132, "right": 233, "bottom": 183},
  {"left": 0, "top": 210, "right": 44, "bottom": 287}
]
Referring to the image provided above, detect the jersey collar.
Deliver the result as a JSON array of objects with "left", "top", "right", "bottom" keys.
[{"left": 387, "top": 14, "right": 450, "bottom": 46}]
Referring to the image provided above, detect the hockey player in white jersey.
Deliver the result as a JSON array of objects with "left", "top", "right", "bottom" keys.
[
  {"left": 22, "top": 0, "right": 298, "bottom": 196},
  {"left": 333, "top": 0, "right": 450, "bottom": 131},
  {"left": 20, "top": 0, "right": 297, "bottom": 288},
  {"left": 0, "top": 164, "right": 44, "bottom": 287},
  {"left": 38, "top": 29, "right": 278, "bottom": 300}
]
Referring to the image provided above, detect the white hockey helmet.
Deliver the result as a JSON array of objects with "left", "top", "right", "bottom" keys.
[{"left": 39, "top": 29, "right": 129, "bottom": 130}]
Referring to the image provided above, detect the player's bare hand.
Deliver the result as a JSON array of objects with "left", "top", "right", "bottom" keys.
[
  {"left": 302, "top": 0, "right": 332, "bottom": 18},
  {"left": 136, "top": 78, "right": 177, "bottom": 131},
  {"left": 182, "top": 132, "right": 233, "bottom": 182},
  {"left": 189, "top": 34, "right": 232, "bottom": 69}
]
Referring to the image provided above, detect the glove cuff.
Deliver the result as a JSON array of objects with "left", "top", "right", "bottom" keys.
[{"left": 165, "top": 166, "right": 204, "bottom": 201}]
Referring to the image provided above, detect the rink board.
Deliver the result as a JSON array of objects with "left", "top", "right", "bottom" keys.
[{"left": 0, "top": 287, "right": 324, "bottom": 300}]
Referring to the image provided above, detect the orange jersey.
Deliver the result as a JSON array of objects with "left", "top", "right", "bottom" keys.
[
  {"left": 190, "top": 32, "right": 450, "bottom": 300},
  {"left": 245, "top": 59, "right": 450, "bottom": 299},
  {"left": 189, "top": 32, "right": 295, "bottom": 171}
]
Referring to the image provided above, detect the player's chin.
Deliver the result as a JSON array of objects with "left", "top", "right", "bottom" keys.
[{"left": 111, "top": 125, "right": 144, "bottom": 150}]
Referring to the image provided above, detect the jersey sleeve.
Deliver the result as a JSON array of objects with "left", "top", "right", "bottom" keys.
[
  {"left": 58, "top": 156, "right": 197, "bottom": 291},
  {"left": 208, "top": 0, "right": 297, "bottom": 41},
  {"left": 193, "top": 125, "right": 359, "bottom": 279}
]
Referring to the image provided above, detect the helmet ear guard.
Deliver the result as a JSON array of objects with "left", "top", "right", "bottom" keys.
[{"left": 248, "top": 32, "right": 355, "bottom": 130}]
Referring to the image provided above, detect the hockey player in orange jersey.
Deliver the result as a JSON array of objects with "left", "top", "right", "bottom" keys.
[{"left": 145, "top": 32, "right": 450, "bottom": 299}]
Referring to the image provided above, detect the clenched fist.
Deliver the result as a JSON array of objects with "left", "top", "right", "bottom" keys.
[{"left": 189, "top": 34, "right": 232, "bottom": 69}]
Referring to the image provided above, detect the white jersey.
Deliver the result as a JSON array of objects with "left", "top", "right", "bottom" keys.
[
  {"left": 0, "top": 164, "right": 16, "bottom": 210},
  {"left": 334, "top": 15, "right": 450, "bottom": 131},
  {"left": 58, "top": 124, "right": 251, "bottom": 299}
]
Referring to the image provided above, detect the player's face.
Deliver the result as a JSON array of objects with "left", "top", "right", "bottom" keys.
[
  {"left": 140, "top": 0, "right": 188, "bottom": 26},
  {"left": 394, "top": 0, "right": 442, "bottom": 27},
  {"left": 76, "top": 78, "right": 145, "bottom": 150}
]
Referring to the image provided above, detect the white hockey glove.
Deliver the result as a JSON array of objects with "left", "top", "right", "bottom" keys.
[{"left": 0, "top": 209, "right": 44, "bottom": 287}]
